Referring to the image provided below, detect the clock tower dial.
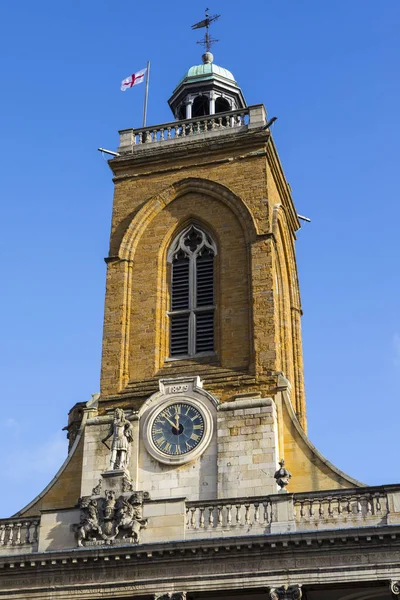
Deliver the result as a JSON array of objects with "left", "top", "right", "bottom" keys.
[
  {"left": 151, "top": 402, "right": 205, "bottom": 456},
  {"left": 143, "top": 393, "right": 213, "bottom": 466}
]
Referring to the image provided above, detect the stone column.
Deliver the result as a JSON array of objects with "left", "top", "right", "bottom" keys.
[
  {"left": 209, "top": 93, "right": 216, "bottom": 115},
  {"left": 185, "top": 101, "right": 193, "bottom": 119}
]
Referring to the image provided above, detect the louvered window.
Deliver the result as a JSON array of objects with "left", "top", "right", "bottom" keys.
[{"left": 167, "top": 225, "right": 217, "bottom": 358}]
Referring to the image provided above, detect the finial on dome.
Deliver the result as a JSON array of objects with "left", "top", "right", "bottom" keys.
[{"left": 202, "top": 51, "right": 214, "bottom": 64}]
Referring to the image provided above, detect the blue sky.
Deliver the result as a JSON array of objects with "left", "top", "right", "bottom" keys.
[{"left": 0, "top": 0, "right": 399, "bottom": 516}]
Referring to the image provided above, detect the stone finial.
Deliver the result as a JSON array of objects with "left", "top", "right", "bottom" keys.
[
  {"left": 202, "top": 51, "right": 214, "bottom": 64},
  {"left": 269, "top": 585, "right": 302, "bottom": 600},
  {"left": 274, "top": 459, "right": 292, "bottom": 492}
]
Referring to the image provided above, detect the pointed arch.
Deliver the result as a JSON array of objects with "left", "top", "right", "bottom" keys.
[
  {"left": 102, "top": 178, "right": 254, "bottom": 390},
  {"left": 112, "top": 177, "right": 258, "bottom": 261},
  {"left": 167, "top": 224, "right": 217, "bottom": 358}
]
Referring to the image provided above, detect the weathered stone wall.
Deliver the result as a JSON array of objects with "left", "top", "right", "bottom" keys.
[{"left": 217, "top": 397, "right": 279, "bottom": 497}]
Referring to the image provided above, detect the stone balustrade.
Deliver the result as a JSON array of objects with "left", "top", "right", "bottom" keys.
[
  {"left": 186, "top": 496, "right": 273, "bottom": 533},
  {"left": 293, "top": 488, "right": 389, "bottom": 530},
  {"left": 186, "top": 486, "right": 395, "bottom": 539},
  {"left": 118, "top": 104, "right": 267, "bottom": 154},
  {"left": 0, "top": 518, "right": 39, "bottom": 553}
]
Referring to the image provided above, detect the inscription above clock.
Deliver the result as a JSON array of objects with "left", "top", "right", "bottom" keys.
[{"left": 151, "top": 403, "right": 205, "bottom": 456}]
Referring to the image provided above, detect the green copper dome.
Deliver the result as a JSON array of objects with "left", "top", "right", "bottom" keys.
[
  {"left": 181, "top": 62, "right": 236, "bottom": 84},
  {"left": 174, "top": 52, "right": 238, "bottom": 92}
]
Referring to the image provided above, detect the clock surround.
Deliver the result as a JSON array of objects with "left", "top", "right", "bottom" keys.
[{"left": 142, "top": 395, "right": 214, "bottom": 466}]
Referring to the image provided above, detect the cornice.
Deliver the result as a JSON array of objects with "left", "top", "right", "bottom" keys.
[
  {"left": 110, "top": 129, "right": 269, "bottom": 181},
  {"left": 2, "top": 524, "right": 400, "bottom": 571}
]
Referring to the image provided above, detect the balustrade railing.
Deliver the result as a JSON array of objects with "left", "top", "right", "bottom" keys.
[
  {"left": 0, "top": 518, "right": 39, "bottom": 548},
  {"left": 186, "top": 496, "right": 273, "bottom": 531},
  {"left": 118, "top": 107, "right": 257, "bottom": 152},
  {"left": 186, "top": 488, "right": 390, "bottom": 538},
  {"left": 293, "top": 490, "right": 388, "bottom": 526}
]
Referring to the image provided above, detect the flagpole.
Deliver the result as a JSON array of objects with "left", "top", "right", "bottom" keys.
[{"left": 142, "top": 60, "right": 150, "bottom": 127}]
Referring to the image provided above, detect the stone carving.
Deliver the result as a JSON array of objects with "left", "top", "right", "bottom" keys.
[
  {"left": 75, "top": 491, "right": 148, "bottom": 547},
  {"left": 274, "top": 459, "right": 292, "bottom": 491},
  {"left": 269, "top": 585, "right": 302, "bottom": 600},
  {"left": 102, "top": 408, "right": 134, "bottom": 471},
  {"left": 122, "top": 475, "right": 134, "bottom": 492},
  {"left": 391, "top": 581, "right": 400, "bottom": 595},
  {"left": 92, "top": 478, "right": 102, "bottom": 495},
  {"left": 155, "top": 594, "right": 187, "bottom": 600},
  {"left": 75, "top": 497, "right": 103, "bottom": 546}
]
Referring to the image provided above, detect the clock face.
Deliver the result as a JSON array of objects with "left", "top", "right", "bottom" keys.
[{"left": 151, "top": 402, "right": 205, "bottom": 456}]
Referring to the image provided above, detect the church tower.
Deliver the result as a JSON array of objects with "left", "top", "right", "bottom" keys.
[
  {"left": 3, "top": 25, "right": 400, "bottom": 600},
  {"left": 101, "top": 48, "right": 306, "bottom": 424},
  {"left": 96, "top": 47, "right": 356, "bottom": 497}
]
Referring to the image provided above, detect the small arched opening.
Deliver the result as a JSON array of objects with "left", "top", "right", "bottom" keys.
[
  {"left": 192, "top": 95, "right": 210, "bottom": 117},
  {"left": 215, "top": 97, "right": 231, "bottom": 114}
]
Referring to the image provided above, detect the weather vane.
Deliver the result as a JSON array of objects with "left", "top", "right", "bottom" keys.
[{"left": 191, "top": 8, "right": 220, "bottom": 53}]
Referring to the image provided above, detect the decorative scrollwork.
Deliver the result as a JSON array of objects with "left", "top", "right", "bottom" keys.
[
  {"left": 155, "top": 594, "right": 187, "bottom": 600},
  {"left": 92, "top": 478, "right": 102, "bottom": 495},
  {"left": 391, "top": 581, "right": 400, "bottom": 595},
  {"left": 269, "top": 585, "right": 302, "bottom": 600}
]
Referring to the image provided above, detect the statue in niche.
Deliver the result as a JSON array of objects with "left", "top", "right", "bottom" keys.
[{"left": 102, "top": 408, "right": 134, "bottom": 471}]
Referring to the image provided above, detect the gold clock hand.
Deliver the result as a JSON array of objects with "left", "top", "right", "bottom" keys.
[{"left": 163, "top": 415, "right": 178, "bottom": 429}]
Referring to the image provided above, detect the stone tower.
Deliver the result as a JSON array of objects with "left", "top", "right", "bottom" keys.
[{"left": 2, "top": 49, "right": 400, "bottom": 600}]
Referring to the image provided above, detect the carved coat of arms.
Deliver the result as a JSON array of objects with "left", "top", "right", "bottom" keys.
[{"left": 75, "top": 491, "right": 148, "bottom": 547}]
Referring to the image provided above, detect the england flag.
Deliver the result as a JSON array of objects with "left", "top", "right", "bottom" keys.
[{"left": 120, "top": 68, "right": 147, "bottom": 91}]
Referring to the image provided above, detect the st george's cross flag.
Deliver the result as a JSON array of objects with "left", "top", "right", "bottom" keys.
[{"left": 120, "top": 68, "right": 147, "bottom": 91}]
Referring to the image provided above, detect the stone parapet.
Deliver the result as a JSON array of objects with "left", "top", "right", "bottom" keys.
[
  {"left": 2, "top": 484, "right": 399, "bottom": 555},
  {"left": 0, "top": 517, "right": 39, "bottom": 554},
  {"left": 117, "top": 105, "right": 266, "bottom": 155}
]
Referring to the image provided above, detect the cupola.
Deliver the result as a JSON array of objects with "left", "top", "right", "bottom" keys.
[{"left": 168, "top": 51, "right": 247, "bottom": 120}]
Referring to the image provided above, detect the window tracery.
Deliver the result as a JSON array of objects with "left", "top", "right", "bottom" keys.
[{"left": 167, "top": 225, "right": 217, "bottom": 358}]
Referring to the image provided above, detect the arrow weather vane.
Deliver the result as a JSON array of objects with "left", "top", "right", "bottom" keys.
[{"left": 191, "top": 8, "right": 221, "bottom": 53}]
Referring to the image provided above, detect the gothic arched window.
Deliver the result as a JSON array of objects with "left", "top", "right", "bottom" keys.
[{"left": 167, "top": 225, "right": 217, "bottom": 358}]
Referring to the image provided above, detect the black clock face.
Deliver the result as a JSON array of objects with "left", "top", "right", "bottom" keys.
[{"left": 151, "top": 403, "right": 205, "bottom": 456}]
